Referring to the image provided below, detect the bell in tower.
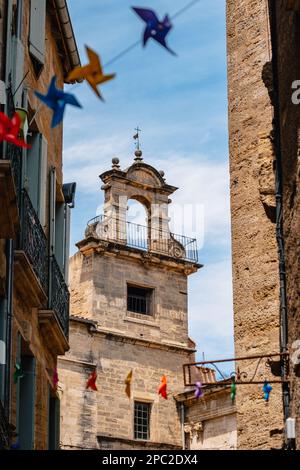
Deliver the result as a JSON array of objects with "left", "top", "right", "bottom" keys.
[{"left": 58, "top": 149, "right": 201, "bottom": 450}]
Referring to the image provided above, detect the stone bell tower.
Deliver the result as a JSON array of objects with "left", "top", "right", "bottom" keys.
[{"left": 58, "top": 150, "right": 201, "bottom": 450}]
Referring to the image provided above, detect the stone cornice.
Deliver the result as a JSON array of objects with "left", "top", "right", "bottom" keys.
[
  {"left": 76, "top": 237, "right": 202, "bottom": 274},
  {"left": 69, "top": 316, "right": 196, "bottom": 355}
]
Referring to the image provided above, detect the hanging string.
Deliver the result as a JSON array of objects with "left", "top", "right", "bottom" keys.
[
  {"left": 102, "top": 0, "right": 202, "bottom": 68},
  {"left": 28, "top": 0, "right": 203, "bottom": 123}
]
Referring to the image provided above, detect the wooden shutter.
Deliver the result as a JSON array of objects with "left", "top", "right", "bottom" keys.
[
  {"left": 48, "top": 393, "right": 60, "bottom": 450},
  {"left": 27, "top": 132, "right": 40, "bottom": 213},
  {"left": 38, "top": 135, "right": 48, "bottom": 227},
  {"left": 64, "top": 205, "right": 71, "bottom": 283},
  {"left": 55, "top": 203, "right": 65, "bottom": 273},
  {"left": 19, "top": 356, "right": 36, "bottom": 449},
  {"left": 29, "top": 0, "right": 46, "bottom": 65},
  {"left": 27, "top": 133, "right": 48, "bottom": 226}
]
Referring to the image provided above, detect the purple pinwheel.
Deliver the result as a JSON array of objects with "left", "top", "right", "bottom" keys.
[
  {"left": 35, "top": 76, "right": 82, "bottom": 128},
  {"left": 194, "top": 381, "right": 203, "bottom": 399},
  {"left": 132, "top": 7, "right": 176, "bottom": 55}
]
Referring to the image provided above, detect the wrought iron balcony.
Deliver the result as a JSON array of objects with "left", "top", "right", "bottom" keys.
[
  {"left": 0, "top": 400, "right": 9, "bottom": 450},
  {"left": 49, "top": 256, "right": 70, "bottom": 339},
  {"left": 3, "top": 86, "right": 22, "bottom": 203},
  {"left": 86, "top": 215, "right": 198, "bottom": 263},
  {"left": 20, "top": 190, "right": 48, "bottom": 294}
]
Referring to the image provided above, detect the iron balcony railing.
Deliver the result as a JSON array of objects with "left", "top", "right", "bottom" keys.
[
  {"left": 87, "top": 215, "right": 198, "bottom": 263},
  {"left": 0, "top": 86, "right": 22, "bottom": 204},
  {"left": 0, "top": 400, "right": 9, "bottom": 450},
  {"left": 20, "top": 190, "right": 48, "bottom": 294},
  {"left": 49, "top": 256, "right": 70, "bottom": 340}
]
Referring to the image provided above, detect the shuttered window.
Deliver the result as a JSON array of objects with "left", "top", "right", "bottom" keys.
[
  {"left": 29, "top": 0, "right": 46, "bottom": 70},
  {"left": 27, "top": 132, "right": 48, "bottom": 227},
  {"left": 48, "top": 392, "right": 60, "bottom": 450},
  {"left": 18, "top": 355, "right": 36, "bottom": 450}
]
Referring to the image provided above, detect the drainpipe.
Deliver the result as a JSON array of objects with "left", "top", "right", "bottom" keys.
[
  {"left": 53, "top": 0, "right": 81, "bottom": 72},
  {"left": 4, "top": 241, "right": 13, "bottom": 420},
  {"left": 267, "top": 0, "right": 290, "bottom": 437},
  {"left": 181, "top": 403, "right": 185, "bottom": 450}
]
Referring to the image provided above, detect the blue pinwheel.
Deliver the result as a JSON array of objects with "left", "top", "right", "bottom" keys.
[
  {"left": 263, "top": 381, "right": 272, "bottom": 402},
  {"left": 35, "top": 76, "right": 82, "bottom": 128},
  {"left": 132, "top": 7, "right": 176, "bottom": 55}
]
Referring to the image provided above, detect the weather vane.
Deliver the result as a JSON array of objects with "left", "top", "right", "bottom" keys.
[{"left": 133, "top": 126, "right": 141, "bottom": 150}]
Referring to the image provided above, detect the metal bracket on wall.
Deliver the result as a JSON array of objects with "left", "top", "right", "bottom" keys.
[{"left": 183, "top": 352, "right": 289, "bottom": 387}]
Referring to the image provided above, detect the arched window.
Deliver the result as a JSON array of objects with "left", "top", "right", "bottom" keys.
[{"left": 126, "top": 199, "right": 149, "bottom": 250}]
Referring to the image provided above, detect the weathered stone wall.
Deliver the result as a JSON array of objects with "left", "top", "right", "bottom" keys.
[
  {"left": 275, "top": 0, "right": 300, "bottom": 448},
  {"left": 59, "top": 320, "right": 192, "bottom": 450},
  {"left": 7, "top": 1, "right": 72, "bottom": 449},
  {"left": 226, "top": 0, "right": 283, "bottom": 449},
  {"left": 183, "top": 389, "right": 236, "bottom": 450},
  {"left": 69, "top": 250, "right": 189, "bottom": 346}
]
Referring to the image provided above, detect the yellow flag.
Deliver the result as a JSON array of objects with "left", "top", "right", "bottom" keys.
[{"left": 125, "top": 370, "right": 133, "bottom": 399}]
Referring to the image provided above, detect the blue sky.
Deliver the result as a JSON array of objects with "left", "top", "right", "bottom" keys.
[{"left": 63, "top": 0, "right": 233, "bottom": 361}]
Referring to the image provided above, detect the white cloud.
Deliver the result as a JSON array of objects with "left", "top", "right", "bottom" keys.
[{"left": 63, "top": 140, "right": 231, "bottom": 249}]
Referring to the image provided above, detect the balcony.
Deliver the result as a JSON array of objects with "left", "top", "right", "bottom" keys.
[
  {"left": 39, "top": 256, "right": 70, "bottom": 354},
  {"left": 86, "top": 215, "right": 198, "bottom": 264},
  {"left": 0, "top": 143, "right": 22, "bottom": 240},
  {"left": 49, "top": 256, "right": 70, "bottom": 340}
]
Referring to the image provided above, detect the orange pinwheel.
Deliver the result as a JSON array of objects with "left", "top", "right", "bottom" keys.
[
  {"left": 0, "top": 112, "right": 30, "bottom": 148},
  {"left": 158, "top": 375, "right": 168, "bottom": 400},
  {"left": 67, "top": 46, "right": 116, "bottom": 101}
]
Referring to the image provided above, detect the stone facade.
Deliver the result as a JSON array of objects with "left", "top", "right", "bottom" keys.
[
  {"left": 226, "top": 0, "right": 284, "bottom": 449},
  {"left": 59, "top": 155, "right": 201, "bottom": 450},
  {"left": 176, "top": 386, "right": 237, "bottom": 450},
  {"left": 0, "top": 0, "right": 80, "bottom": 449}
]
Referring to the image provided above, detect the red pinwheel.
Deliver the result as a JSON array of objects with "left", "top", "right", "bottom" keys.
[
  {"left": 0, "top": 112, "right": 30, "bottom": 148},
  {"left": 86, "top": 371, "right": 98, "bottom": 391}
]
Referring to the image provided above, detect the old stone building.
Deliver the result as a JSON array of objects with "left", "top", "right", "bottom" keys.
[
  {"left": 0, "top": 0, "right": 79, "bottom": 449},
  {"left": 227, "top": 0, "right": 300, "bottom": 449},
  {"left": 175, "top": 367, "right": 237, "bottom": 450},
  {"left": 58, "top": 152, "right": 201, "bottom": 450}
]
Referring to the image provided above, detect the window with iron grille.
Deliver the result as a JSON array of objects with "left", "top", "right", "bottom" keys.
[
  {"left": 127, "top": 285, "right": 153, "bottom": 315},
  {"left": 134, "top": 402, "right": 151, "bottom": 440}
]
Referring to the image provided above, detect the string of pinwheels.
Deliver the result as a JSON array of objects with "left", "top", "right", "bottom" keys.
[
  {"left": 8, "top": 0, "right": 203, "bottom": 142},
  {"left": 1, "top": 1, "right": 204, "bottom": 146}
]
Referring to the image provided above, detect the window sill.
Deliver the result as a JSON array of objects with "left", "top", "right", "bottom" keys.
[{"left": 124, "top": 313, "right": 159, "bottom": 329}]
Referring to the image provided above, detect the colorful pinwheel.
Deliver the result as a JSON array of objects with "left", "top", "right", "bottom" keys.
[
  {"left": 35, "top": 76, "right": 82, "bottom": 128},
  {"left": 0, "top": 112, "right": 30, "bottom": 148},
  {"left": 132, "top": 7, "right": 176, "bottom": 55},
  {"left": 67, "top": 46, "right": 115, "bottom": 101}
]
